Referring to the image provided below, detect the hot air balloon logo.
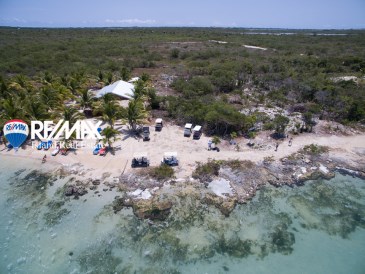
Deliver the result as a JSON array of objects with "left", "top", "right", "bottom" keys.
[{"left": 3, "top": 119, "right": 29, "bottom": 150}]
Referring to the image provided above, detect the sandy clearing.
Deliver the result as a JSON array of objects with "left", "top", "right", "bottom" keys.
[
  {"left": 1, "top": 122, "right": 364, "bottom": 179},
  {"left": 243, "top": 44, "right": 268, "bottom": 50}
]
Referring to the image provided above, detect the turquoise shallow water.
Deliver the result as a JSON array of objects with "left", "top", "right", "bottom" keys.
[{"left": 0, "top": 158, "right": 365, "bottom": 274}]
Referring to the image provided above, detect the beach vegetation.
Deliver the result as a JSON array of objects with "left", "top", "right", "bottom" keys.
[
  {"left": 78, "top": 89, "right": 94, "bottom": 111},
  {"left": 101, "top": 126, "right": 120, "bottom": 149},
  {"left": 301, "top": 144, "right": 329, "bottom": 155},
  {"left": 0, "top": 27, "right": 364, "bottom": 138},
  {"left": 192, "top": 160, "right": 220, "bottom": 182},
  {"left": 272, "top": 115, "right": 290, "bottom": 138},
  {"left": 124, "top": 99, "right": 148, "bottom": 132},
  {"left": 212, "top": 136, "right": 221, "bottom": 145},
  {"left": 149, "top": 164, "right": 175, "bottom": 181},
  {"left": 60, "top": 106, "right": 84, "bottom": 127}
]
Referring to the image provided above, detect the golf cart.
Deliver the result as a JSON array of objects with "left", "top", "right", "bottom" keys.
[
  {"left": 142, "top": 126, "right": 150, "bottom": 141},
  {"left": 193, "top": 125, "right": 202, "bottom": 140},
  {"left": 155, "top": 118, "right": 163, "bottom": 131},
  {"left": 161, "top": 152, "right": 179, "bottom": 166},
  {"left": 184, "top": 123, "right": 193, "bottom": 137},
  {"left": 131, "top": 153, "right": 150, "bottom": 168}
]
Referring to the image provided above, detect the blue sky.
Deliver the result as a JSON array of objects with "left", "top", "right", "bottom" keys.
[{"left": 0, "top": 0, "right": 364, "bottom": 29}]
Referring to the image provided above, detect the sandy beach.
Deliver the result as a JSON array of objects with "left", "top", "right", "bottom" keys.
[{"left": 1, "top": 120, "right": 364, "bottom": 180}]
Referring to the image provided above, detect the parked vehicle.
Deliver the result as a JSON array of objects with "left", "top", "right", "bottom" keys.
[
  {"left": 184, "top": 123, "right": 192, "bottom": 137},
  {"left": 193, "top": 125, "right": 202, "bottom": 140},
  {"left": 131, "top": 153, "right": 150, "bottom": 168},
  {"left": 93, "top": 143, "right": 102, "bottom": 155},
  {"left": 155, "top": 118, "right": 163, "bottom": 131},
  {"left": 161, "top": 152, "right": 179, "bottom": 166},
  {"left": 51, "top": 145, "right": 60, "bottom": 156},
  {"left": 142, "top": 126, "right": 150, "bottom": 141},
  {"left": 99, "top": 146, "right": 107, "bottom": 156}
]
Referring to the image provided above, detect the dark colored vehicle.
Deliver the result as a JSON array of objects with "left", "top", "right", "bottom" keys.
[
  {"left": 143, "top": 126, "right": 150, "bottom": 141},
  {"left": 131, "top": 153, "right": 150, "bottom": 168},
  {"left": 193, "top": 125, "right": 202, "bottom": 140},
  {"left": 161, "top": 152, "right": 179, "bottom": 166}
]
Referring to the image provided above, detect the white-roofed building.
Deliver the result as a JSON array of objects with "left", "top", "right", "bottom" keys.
[{"left": 95, "top": 80, "right": 134, "bottom": 100}]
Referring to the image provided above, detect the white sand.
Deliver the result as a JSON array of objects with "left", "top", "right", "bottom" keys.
[
  {"left": 243, "top": 44, "right": 268, "bottom": 50},
  {"left": 128, "top": 188, "right": 152, "bottom": 200},
  {"left": 209, "top": 40, "right": 228, "bottom": 44},
  {"left": 319, "top": 164, "right": 329, "bottom": 174},
  {"left": 208, "top": 179, "right": 233, "bottom": 198},
  {"left": 1, "top": 121, "right": 364, "bottom": 179}
]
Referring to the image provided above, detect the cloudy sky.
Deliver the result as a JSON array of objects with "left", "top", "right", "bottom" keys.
[{"left": 0, "top": 0, "right": 364, "bottom": 29}]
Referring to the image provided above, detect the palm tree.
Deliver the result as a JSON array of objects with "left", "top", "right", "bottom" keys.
[
  {"left": 24, "top": 96, "right": 49, "bottom": 122},
  {"left": 101, "top": 126, "right": 120, "bottom": 149},
  {"left": 0, "top": 97, "right": 24, "bottom": 121},
  {"left": 132, "top": 80, "right": 148, "bottom": 101},
  {"left": 0, "top": 77, "right": 10, "bottom": 98},
  {"left": 102, "top": 101, "right": 121, "bottom": 128},
  {"left": 41, "top": 71, "right": 54, "bottom": 85},
  {"left": 40, "top": 86, "right": 61, "bottom": 111},
  {"left": 78, "top": 89, "right": 94, "bottom": 111},
  {"left": 105, "top": 72, "right": 113, "bottom": 85},
  {"left": 98, "top": 71, "right": 104, "bottom": 83},
  {"left": 120, "top": 67, "right": 130, "bottom": 81},
  {"left": 125, "top": 99, "right": 148, "bottom": 131},
  {"left": 61, "top": 106, "right": 84, "bottom": 127},
  {"left": 9, "top": 74, "right": 31, "bottom": 92}
]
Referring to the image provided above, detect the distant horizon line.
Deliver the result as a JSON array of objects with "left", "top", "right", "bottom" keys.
[{"left": 1, "top": 25, "right": 365, "bottom": 31}]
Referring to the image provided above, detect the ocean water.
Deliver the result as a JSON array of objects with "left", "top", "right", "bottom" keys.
[{"left": 0, "top": 157, "right": 364, "bottom": 274}]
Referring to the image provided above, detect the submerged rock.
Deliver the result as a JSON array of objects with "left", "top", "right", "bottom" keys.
[
  {"left": 133, "top": 199, "right": 173, "bottom": 220},
  {"left": 64, "top": 185, "right": 87, "bottom": 197},
  {"left": 203, "top": 193, "right": 237, "bottom": 217},
  {"left": 65, "top": 186, "right": 74, "bottom": 196},
  {"left": 92, "top": 180, "right": 101, "bottom": 185}
]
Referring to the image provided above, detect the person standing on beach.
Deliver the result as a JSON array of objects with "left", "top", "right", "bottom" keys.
[
  {"left": 275, "top": 143, "right": 279, "bottom": 151},
  {"left": 289, "top": 138, "right": 293, "bottom": 146},
  {"left": 208, "top": 139, "right": 212, "bottom": 151}
]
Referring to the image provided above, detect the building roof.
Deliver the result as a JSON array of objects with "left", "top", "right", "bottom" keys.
[{"left": 95, "top": 80, "right": 134, "bottom": 99}]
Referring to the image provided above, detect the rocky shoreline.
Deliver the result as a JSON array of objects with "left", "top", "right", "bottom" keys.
[{"left": 58, "top": 144, "right": 365, "bottom": 221}]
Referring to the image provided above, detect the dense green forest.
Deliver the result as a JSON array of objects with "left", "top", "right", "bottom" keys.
[{"left": 0, "top": 27, "right": 364, "bottom": 138}]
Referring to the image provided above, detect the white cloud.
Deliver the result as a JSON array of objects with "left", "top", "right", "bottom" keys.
[{"left": 105, "top": 18, "right": 156, "bottom": 25}]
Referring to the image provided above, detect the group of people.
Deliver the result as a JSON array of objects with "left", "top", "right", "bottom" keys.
[{"left": 275, "top": 137, "right": 293, "bottom": 151}]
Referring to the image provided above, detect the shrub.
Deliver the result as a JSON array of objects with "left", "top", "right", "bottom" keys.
[
  {"left": 224, "top": 159, "right": 254, "bottom": 170},
  {"left": 149, "top": 165, "right": 175, "bottom": 181},
  {"left": 192, "top": 160, "right": 220, "bottom": 182},
  {"left": 248, "top": 131, "right": 256, "bottom": 139},
  {"left": 301, "top": 144, "right": 329, "bottom": 156},
  {"left": 212, "top": 136, "right": 221, "bottom": 145},
  {"left": 263, "top": 156, "right": 275, "bottom": 165},
  {"left": 170, "top": 48, "right": 180, "bottom": 59}
]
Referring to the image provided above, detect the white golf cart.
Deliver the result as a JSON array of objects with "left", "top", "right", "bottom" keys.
[
  {"left": 131, "top": 153, "right": 150, "bottom": 168},
  {"left": 161, "top": 152, "right": 179, "bottom": 166},
  {"left": 184, "top": 123, "right": 193, "bottom": 137}
]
